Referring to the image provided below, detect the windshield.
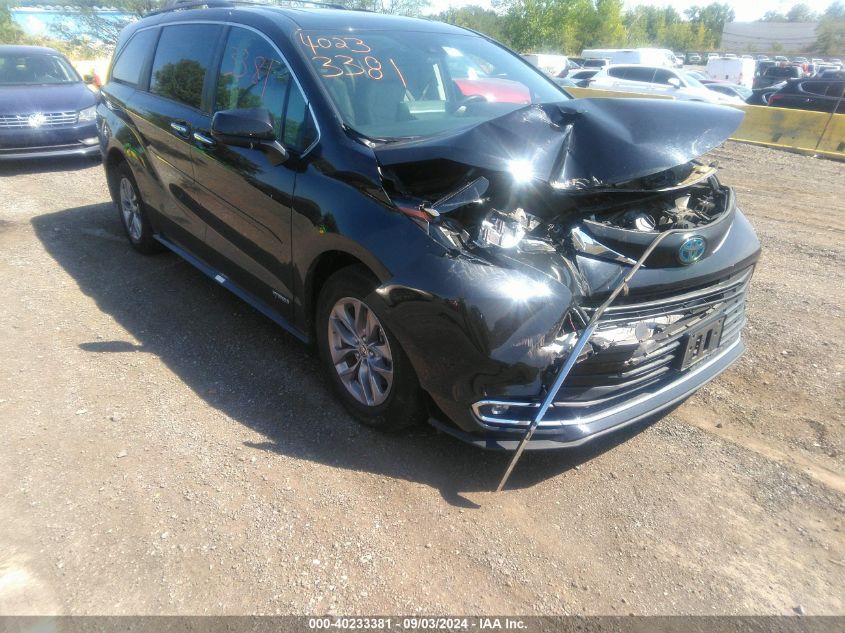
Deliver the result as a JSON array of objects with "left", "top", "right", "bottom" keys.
[
  {"left": 297, "top": 30, "right": 567, "bottom": 140},
  {"left": 679, "top": 70, "right": 706, "bottom": 90},
  {"left": 733, "top": 85, "right": 753, "bottom": 99},
  {"left": 766, "top": 67, "right": 800, "bottom": 78},
  {"left": 0, "top": 53, "right": 81, "bottom": 85}
]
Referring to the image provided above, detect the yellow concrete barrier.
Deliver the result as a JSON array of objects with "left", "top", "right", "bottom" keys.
[
  {"left": 567, "top": 87, "right": 845, "bottom": 161},
  {"left": 816, "top": 112, "right": 845, "bottom": 156},
  {"left": 566, "top": 86, "right": 671, "bottom": 100},
  {"left": 731, "top": 104, "right": 831, "bottom": 151}
]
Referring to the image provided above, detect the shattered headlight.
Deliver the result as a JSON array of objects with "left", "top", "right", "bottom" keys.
[
  {"left": 479, "top": 207, "right": 538, "bottom": 249},
  {"left": 78, "top": 105, "right": 97, "bottom": 122}
]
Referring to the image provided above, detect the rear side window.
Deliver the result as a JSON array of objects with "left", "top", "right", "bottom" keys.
[
  {"left": 112, "top": 28, "right": 158, "bottom": 86},
  {"left": 150, "top": 24, "right": 222, "bottom": 109},
  {"left": 824, "top": 83, "right": 845, "bottom": 98},
  {"left": 214, "top": 27, "right": 317, "bottom": 153},
  {"left": 801, "top": 81, "right": 829, "bottom": 96},
  {"left": 653, "top": 69, "right": 675, "bottom": 85},
  {"left": 626, "top": 67, "right": 657, "bottom": 83}
]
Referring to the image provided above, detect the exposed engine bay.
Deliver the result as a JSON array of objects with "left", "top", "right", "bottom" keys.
[
  {"left": 382, "top": 159, "right": 733, "bottom": 266},
  {"left": 374, "top": 100, "right": 743, "bottom": 273}
]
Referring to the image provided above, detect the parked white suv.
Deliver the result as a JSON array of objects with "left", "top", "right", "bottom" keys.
[{"left": 587, "top": 65, "right": 744, "bottom": 104}]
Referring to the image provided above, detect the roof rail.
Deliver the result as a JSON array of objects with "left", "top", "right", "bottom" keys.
[{"left": 146, "top": 0, "right": 348, "bottom": 17}]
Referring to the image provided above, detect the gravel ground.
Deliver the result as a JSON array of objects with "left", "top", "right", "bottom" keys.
[{"left": 0, "top": 142, "right": 843, "bottom": 616}]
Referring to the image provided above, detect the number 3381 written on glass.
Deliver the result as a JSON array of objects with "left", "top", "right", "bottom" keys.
[{"left": 312, "top": 54, "right": 383, "bottom": 79}]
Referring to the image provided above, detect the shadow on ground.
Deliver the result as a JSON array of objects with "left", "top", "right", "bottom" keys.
[
  {"left": 33, "top": 202, "right": 666, "bottom": 507},
  {"left": 0, "top": 155, "right": 102, "bottom": 177}
]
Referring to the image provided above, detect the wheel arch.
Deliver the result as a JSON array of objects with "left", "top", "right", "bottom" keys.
[
  {"left": 303, "top": 250, "right": 381, "bottom": 337},
  {"left": 103, "top": 147, "right": 127, "bottom": 201}
]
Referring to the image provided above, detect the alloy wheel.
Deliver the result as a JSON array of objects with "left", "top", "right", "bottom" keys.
[
  {"left": 328, "top": 297, "right": 394, "bottom": 407},
  {"left": 119, "top": 177, "right": 142, "bottom": 242}
]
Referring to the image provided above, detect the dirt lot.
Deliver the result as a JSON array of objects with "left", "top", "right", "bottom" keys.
[{"left": 0, "top": 142, "right": 843, "bottom": 616}]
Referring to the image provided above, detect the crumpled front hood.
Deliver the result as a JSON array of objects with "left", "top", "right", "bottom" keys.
[{"left": 373, "top": 98, "right": 745, "bottom": 190}]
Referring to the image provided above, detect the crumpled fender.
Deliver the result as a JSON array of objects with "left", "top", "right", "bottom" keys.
[{"left": 365, "top": 250, "right": 574, "bottom": 407}]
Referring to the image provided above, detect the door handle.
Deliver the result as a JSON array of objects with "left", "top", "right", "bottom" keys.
[
  {"left": 170, "top": 120, "right": 190, "bottom": 137},
  {"left": 193, "top": 131, "right": 215, "bottom": 147}
]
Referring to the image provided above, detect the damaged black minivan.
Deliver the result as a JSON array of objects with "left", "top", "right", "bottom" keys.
[{"left": 98, "top": 1, "right": 759, "bottom": 450}]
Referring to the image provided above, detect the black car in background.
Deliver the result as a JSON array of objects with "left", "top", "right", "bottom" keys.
[
  {"left": 97, "top": 1, "right": 759, "bottom": 449},
  {"left": 0, "top": 45, "right": 100, "bottom": 159},
  {"left": 768, "top": 79, "right": 845, "bottom": 113},
  {"left": 753, "top": 65, "right": 802, "bottom": 90},
  {"left": 747, "top": 81, "right": 785, "bottom": 105},
  {"left": 561, "top": 69, "right": 598, "bottom": 87},
  {"left": 582, "top": 58, "right": 609, "bottom": 69},
  {"left": 701, "top": 81, "right": 753, "bottom": 102},
  {"left": 818, "top": 69, "right": 845, "bottom": 80}
]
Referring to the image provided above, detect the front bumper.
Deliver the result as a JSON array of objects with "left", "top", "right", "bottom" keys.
[
  {"left": 430, "top": 336, "right": 744, "bottom": 450},
  {"left": 427, "top": 260, "right": 754, "bottom": 451},
  {"left": 0, "top": 122, "right": 100, "bottom": 159}
]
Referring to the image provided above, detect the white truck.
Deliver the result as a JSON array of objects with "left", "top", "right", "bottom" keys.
[
  {"left": 581, "top": 48, "right": 675, "bottom": 67},
  {"left": 705, "top": 57, "right": 756, "bottom": 89},
  {"left": 521, "top": 53, "right": 568, "bottom": 77}
]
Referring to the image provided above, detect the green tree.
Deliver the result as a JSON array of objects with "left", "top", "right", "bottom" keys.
[
  {"left": 663, "top": 22, "right": 697, "bottom": 51},
  {"left": 493, "top": 0, "right": 597, "bottom": 54},
  {"left": 586, "top": 0, "right": 626, "bottom": 47},
  {"left": 339, "top": 0, "right": 426, "bottom": 16},
  {"left": 685, "top": 3, "right": 736, "bottom": 48},
  {"left": 823, "top": 0, "right": 845, "bottom": 19},
  {"left": 436, "top": 5, "right": 507, "bottom": 43},
  {"left": 1, "top": 2, "right": 82, "bottom": 52},
  {"left": 815, "top": 1, "right": 845, "bottom": 55},
  {"left": 1, "top": 2, "right": 25, "bottom": 43},
  {"left": 760, "top": 11, "right": 787, "bottom": 21},
  {"left": 50, "top": 0, "right": 163, "bottom": 46},
  {"left": 627, "top": 5, "right": 705, "bottom": 50},
  {"left": 786, "top": 3, "right": 817, "bottom": 22},
  {"left": 624, "top": 6, "right": 687, "bottom": 47}
]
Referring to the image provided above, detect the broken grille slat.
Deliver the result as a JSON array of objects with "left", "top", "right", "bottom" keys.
[{"left": 554, "top": 270, "right": 750, "bottom": 406}]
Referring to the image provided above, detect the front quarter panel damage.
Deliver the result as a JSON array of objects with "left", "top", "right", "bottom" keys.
[
  {"left": 359, "top": 98, "right": 756, "bottom": 437},
  {"left": 367, "top": 251, "right": 574, "bottom": 413}
]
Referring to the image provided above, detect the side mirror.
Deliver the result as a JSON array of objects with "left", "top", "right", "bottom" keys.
[
  {"left": 211, "top": 108, "right": 288, "bottom": 164},
  {"left": 83, "top": 74, "right": 95, "bottom": 85},
  {"left": 667, "top": 77, "right": 682, "bottom": 89}
]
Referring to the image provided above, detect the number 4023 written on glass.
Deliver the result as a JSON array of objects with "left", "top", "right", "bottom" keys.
[{"left": 299, "top": 33, "right": 395, "bottom": 81}]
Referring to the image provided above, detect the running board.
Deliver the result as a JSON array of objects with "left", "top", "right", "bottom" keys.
[{"left": 154, "top": 235, "right": 310, "bottom": 344}]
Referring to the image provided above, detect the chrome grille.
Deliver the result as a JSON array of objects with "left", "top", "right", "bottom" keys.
[
  {"left": 553, "top": 267, "right": 752, "bottom": 407},
  {"left": 0, "top": 111, "right": 79, "bottom": 129}
]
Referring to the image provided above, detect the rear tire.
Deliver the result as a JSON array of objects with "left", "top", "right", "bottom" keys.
[
  {"left": 316, "top": 266, "right": 427, "bottom": 432},
  {"left": 112, "top": 161, "right": 162, "bottom": 255}
]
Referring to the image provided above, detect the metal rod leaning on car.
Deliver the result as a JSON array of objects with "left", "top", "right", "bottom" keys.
[{"left": 495, "top": 227, "right": 690, "bottom": 492}]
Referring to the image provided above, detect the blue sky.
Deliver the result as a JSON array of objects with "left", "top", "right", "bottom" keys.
[{"left": 423, "top": 0, "right": 838, "bottom": 21}]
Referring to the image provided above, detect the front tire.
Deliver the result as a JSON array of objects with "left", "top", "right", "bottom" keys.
[{"left": 316, "top": 266, "right": 426, "bottom": 432}]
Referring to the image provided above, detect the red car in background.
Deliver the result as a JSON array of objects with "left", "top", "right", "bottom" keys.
[
  {"left": 453, "top": 77, "right": 531, "bottom": 104},
  {"left": 447, "top": 54, "right": 532, "bottom": 104}
]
